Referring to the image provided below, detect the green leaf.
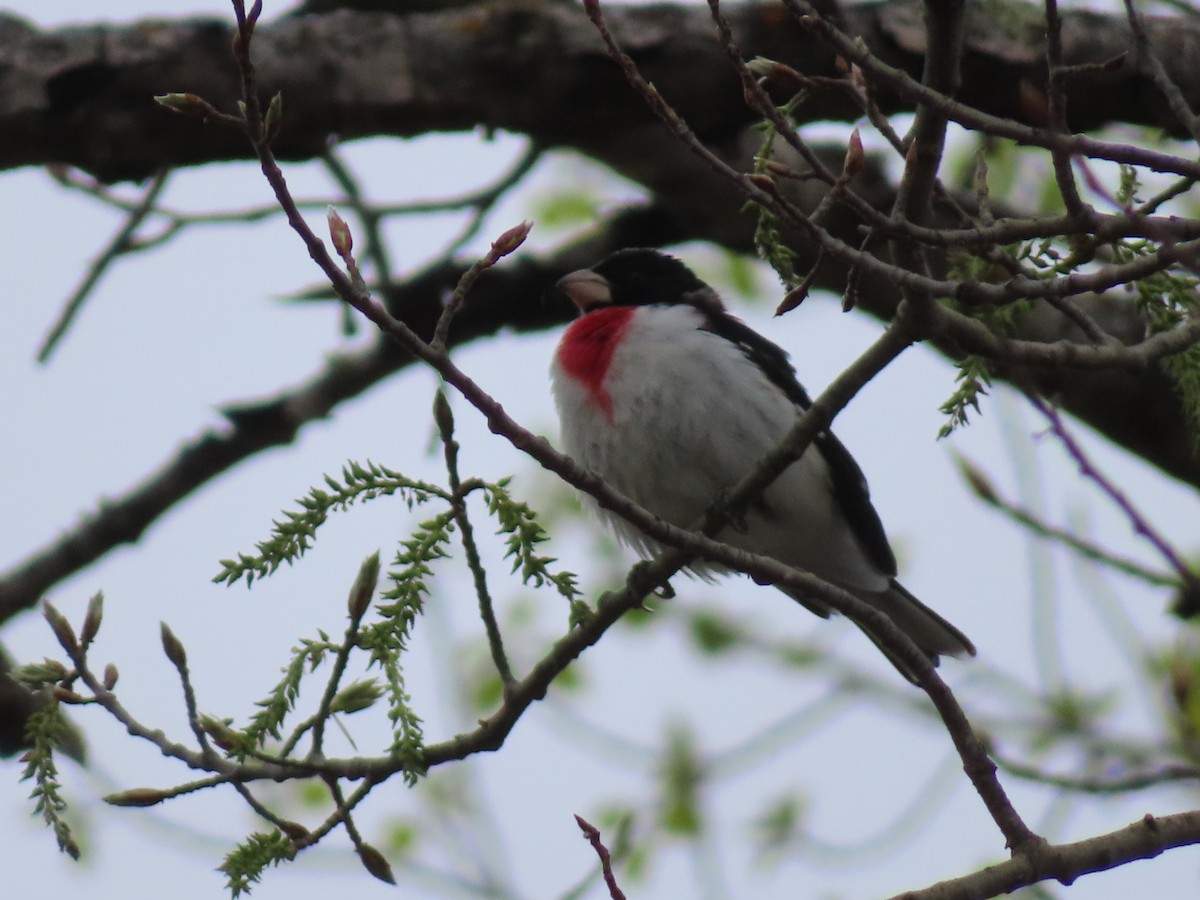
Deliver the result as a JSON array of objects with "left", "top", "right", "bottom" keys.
[
  {"left": 239, "top": 636, "right": 334, "bottom": 752},
  {"left": 532, "top": 189, "right": 600, "bottom": 229},
  {"left": 482, "top": 481, "right": 581, "bottom": 605},
  {"left": 938, "top": 355, "right": 993, "bottom": 439},
  {"left": 383, "top": 820, "right": 419, "bottom": 858},
  {"left": 214, "top": 460, "right": 448, "bottom": 587},
  {"left": 1114, "top": 240, "right": 1200, "bottom": 450},
  {"left": 688, "top": 609, "right": 745, "bottom": 656},
  {"left": 20, "top": 703, "right": 80, "bottom": 860},
  {"left": 358, "top": 513, "right": 458, "bottom": 779},
  {"left": 219, "top": 831, "right": 296, "bottom": 897},
  {"left": 753, "top": 793, "right": 807, "bottom": 857},
  {"left": 658, "top": 725, "right": 702, "bottom": 837}
]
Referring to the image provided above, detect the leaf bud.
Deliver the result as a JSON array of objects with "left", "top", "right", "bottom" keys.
[
  {"left": 264, "top": 91, "right": 283, "bottom": 144},
  {"left": 80, "top": 591, "right": 104, "bottom": 649},
  {"left": 955, "top": 457, "right": 999, "bottom": 504},
  {"left": 278, "top": 820, "right": 310, "bottom": 842},
  {"left": 775, "top": 283, "right": 810, "bottom": 317},
  {"left": 357, "top": 843, "right": 396, "bottom": 885},
  {"left": 489, "top": 220, "right": 532, "bottom": 258},
  {"left": 43, "top": 602, "right": 79, "bottom": 656},
  {"left": 200, "top": 715, "right": 238, "bottom": 751},
  {"left": 330, "top": 679, "right": 383, "bottom": 715},
  {"left": 744, "top": 57, "right": 804, "bottom": 90},
  {"left": 842, "top": 128, "right": 864, "bottom": 177},
  {"left": 348, "top": 551, "right": 381, "bottom": 620},
  {"left": 105, "top": 787, "right": 170, "bottom": 808},
  {"left": 746, "top": 173, "right": 776, "bottom": 192},
  {"left": 12, "top": 659, "right": 68, "bottom": 688},
  {"left": 432, "top": 389, "right": 454, "bottom": 439},
  {"left": 153, "top": 93, "right": 221, "bottom": 121},
  {"left": 160, "top": 622, "right": 187, "bottom": 669},
  {"left": 327, "top": 206, "right": 354, "bottom": 258},
  {"left": 51, "top": 686, "right": 86, "bottom": 704}
]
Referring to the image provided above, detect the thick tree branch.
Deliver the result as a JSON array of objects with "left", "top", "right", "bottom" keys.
[
  {"left": 897, "top": 810, "right": 1200, "bottom": 899},
  {"left": 3, "top": 2, "right": 1199, "bottom": 181}
]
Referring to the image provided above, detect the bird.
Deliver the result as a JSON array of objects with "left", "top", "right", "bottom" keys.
[{"left": 548, "top": 247, "right": 975, "bottom": 682}]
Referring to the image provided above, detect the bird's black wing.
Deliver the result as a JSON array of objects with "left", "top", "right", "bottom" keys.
[
  {"left": 810, "top": 432, "right": 897, "bottom": 577},
  {"left": 701, "top": 312, "right": 898, "bottom": 577}
]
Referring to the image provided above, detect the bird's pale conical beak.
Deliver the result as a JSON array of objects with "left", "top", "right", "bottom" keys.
[{"left": 555, "top": 269, "right": 612, "bottom": 313}]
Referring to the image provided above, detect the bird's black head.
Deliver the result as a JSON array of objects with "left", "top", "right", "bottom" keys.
[{"left": 555, "top": 248, "right": 723, "bottom": 314}]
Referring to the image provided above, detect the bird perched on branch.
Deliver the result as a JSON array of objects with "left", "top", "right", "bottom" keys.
[{"left": 549, "top": 248, "right": 974, "bottom": 682}]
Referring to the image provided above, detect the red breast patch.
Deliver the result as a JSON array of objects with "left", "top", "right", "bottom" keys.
[{"left": 556, "top": 307, "right": 634, "bottom": 422}]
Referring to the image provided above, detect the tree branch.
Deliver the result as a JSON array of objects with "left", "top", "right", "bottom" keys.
[{"left": 897, "top": 810, "right": 1200, "bottom": 899}]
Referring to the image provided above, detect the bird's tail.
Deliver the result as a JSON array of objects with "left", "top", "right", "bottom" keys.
[{"left": 783, "top": 580, "right": 975, "bottom": 684}]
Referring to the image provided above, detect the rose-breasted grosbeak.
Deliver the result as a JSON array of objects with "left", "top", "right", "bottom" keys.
[{"left": 549, "top": 248, "right": 974, "bottom": 681}]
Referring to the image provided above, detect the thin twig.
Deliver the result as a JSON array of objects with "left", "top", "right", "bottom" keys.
[
  {"left": 321, "top": 149, "right": 391, "bottom": 334},
  {"left": 324, "top": 777, "right": 394, "bottom": 884},
  {"left": 1123, "top": 0, "right": 1200, "bottom": 146},
  {"left": 294, "top": 776, "right": 378, "bottom": 847},
  {"left": 160, "top": 624, "right": 216, "bottom": 760},
  {"left": 438, "top": 143, "right": 542, "bottom": 259},
  {"left": 956, "top": 455, "right": 1179, "bottom": 588},
  {"left": 321, "top": 149, "right": 394, "bottom": 289},
  {"left": 54, "top": 618, "right": 226, "bottom": 775},
  {"left": 49, "top": 144, "right": 541, "bottom": 231},
  {"left": 1044, "top": 0, "right": 1090, "bottom": 217},
  {"left": 231, "top": 781, "right": 306, "bottom": 836},
  {"left": 1139, "top": 174, "right": 1200, "bottom": 218},
  {"left": 434, "top": 389, "right": 514, "bottom": 688},
  {"left": 707, "top": 1, "right": 841, "bottom": 193},
  {"left": 38, "top": 169, "right": 170, "bottom": 362},
  {"left": 574, "top": 815, "right": 626, "bottom": 900},
  {"left": 1040, "top": 291, "right": 1118, "bottom": 347},
  {"left": 868, "top": 209, "right": 1200, "bottom": 250},
  {"left": 1027, "top": 394, "right": 1200, "bottom": 590},
  {"left": 889, "top": 0, "right": 964, "bottom": 227},
  {"left": 430, "top": 220, "right": 532, "bottom": 351},
  {"left": 996, "top": 752, "right": 1200, "bottom": 794},
  {"left": 306, "top": 568, "right": 375, "bottom": 758}
]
